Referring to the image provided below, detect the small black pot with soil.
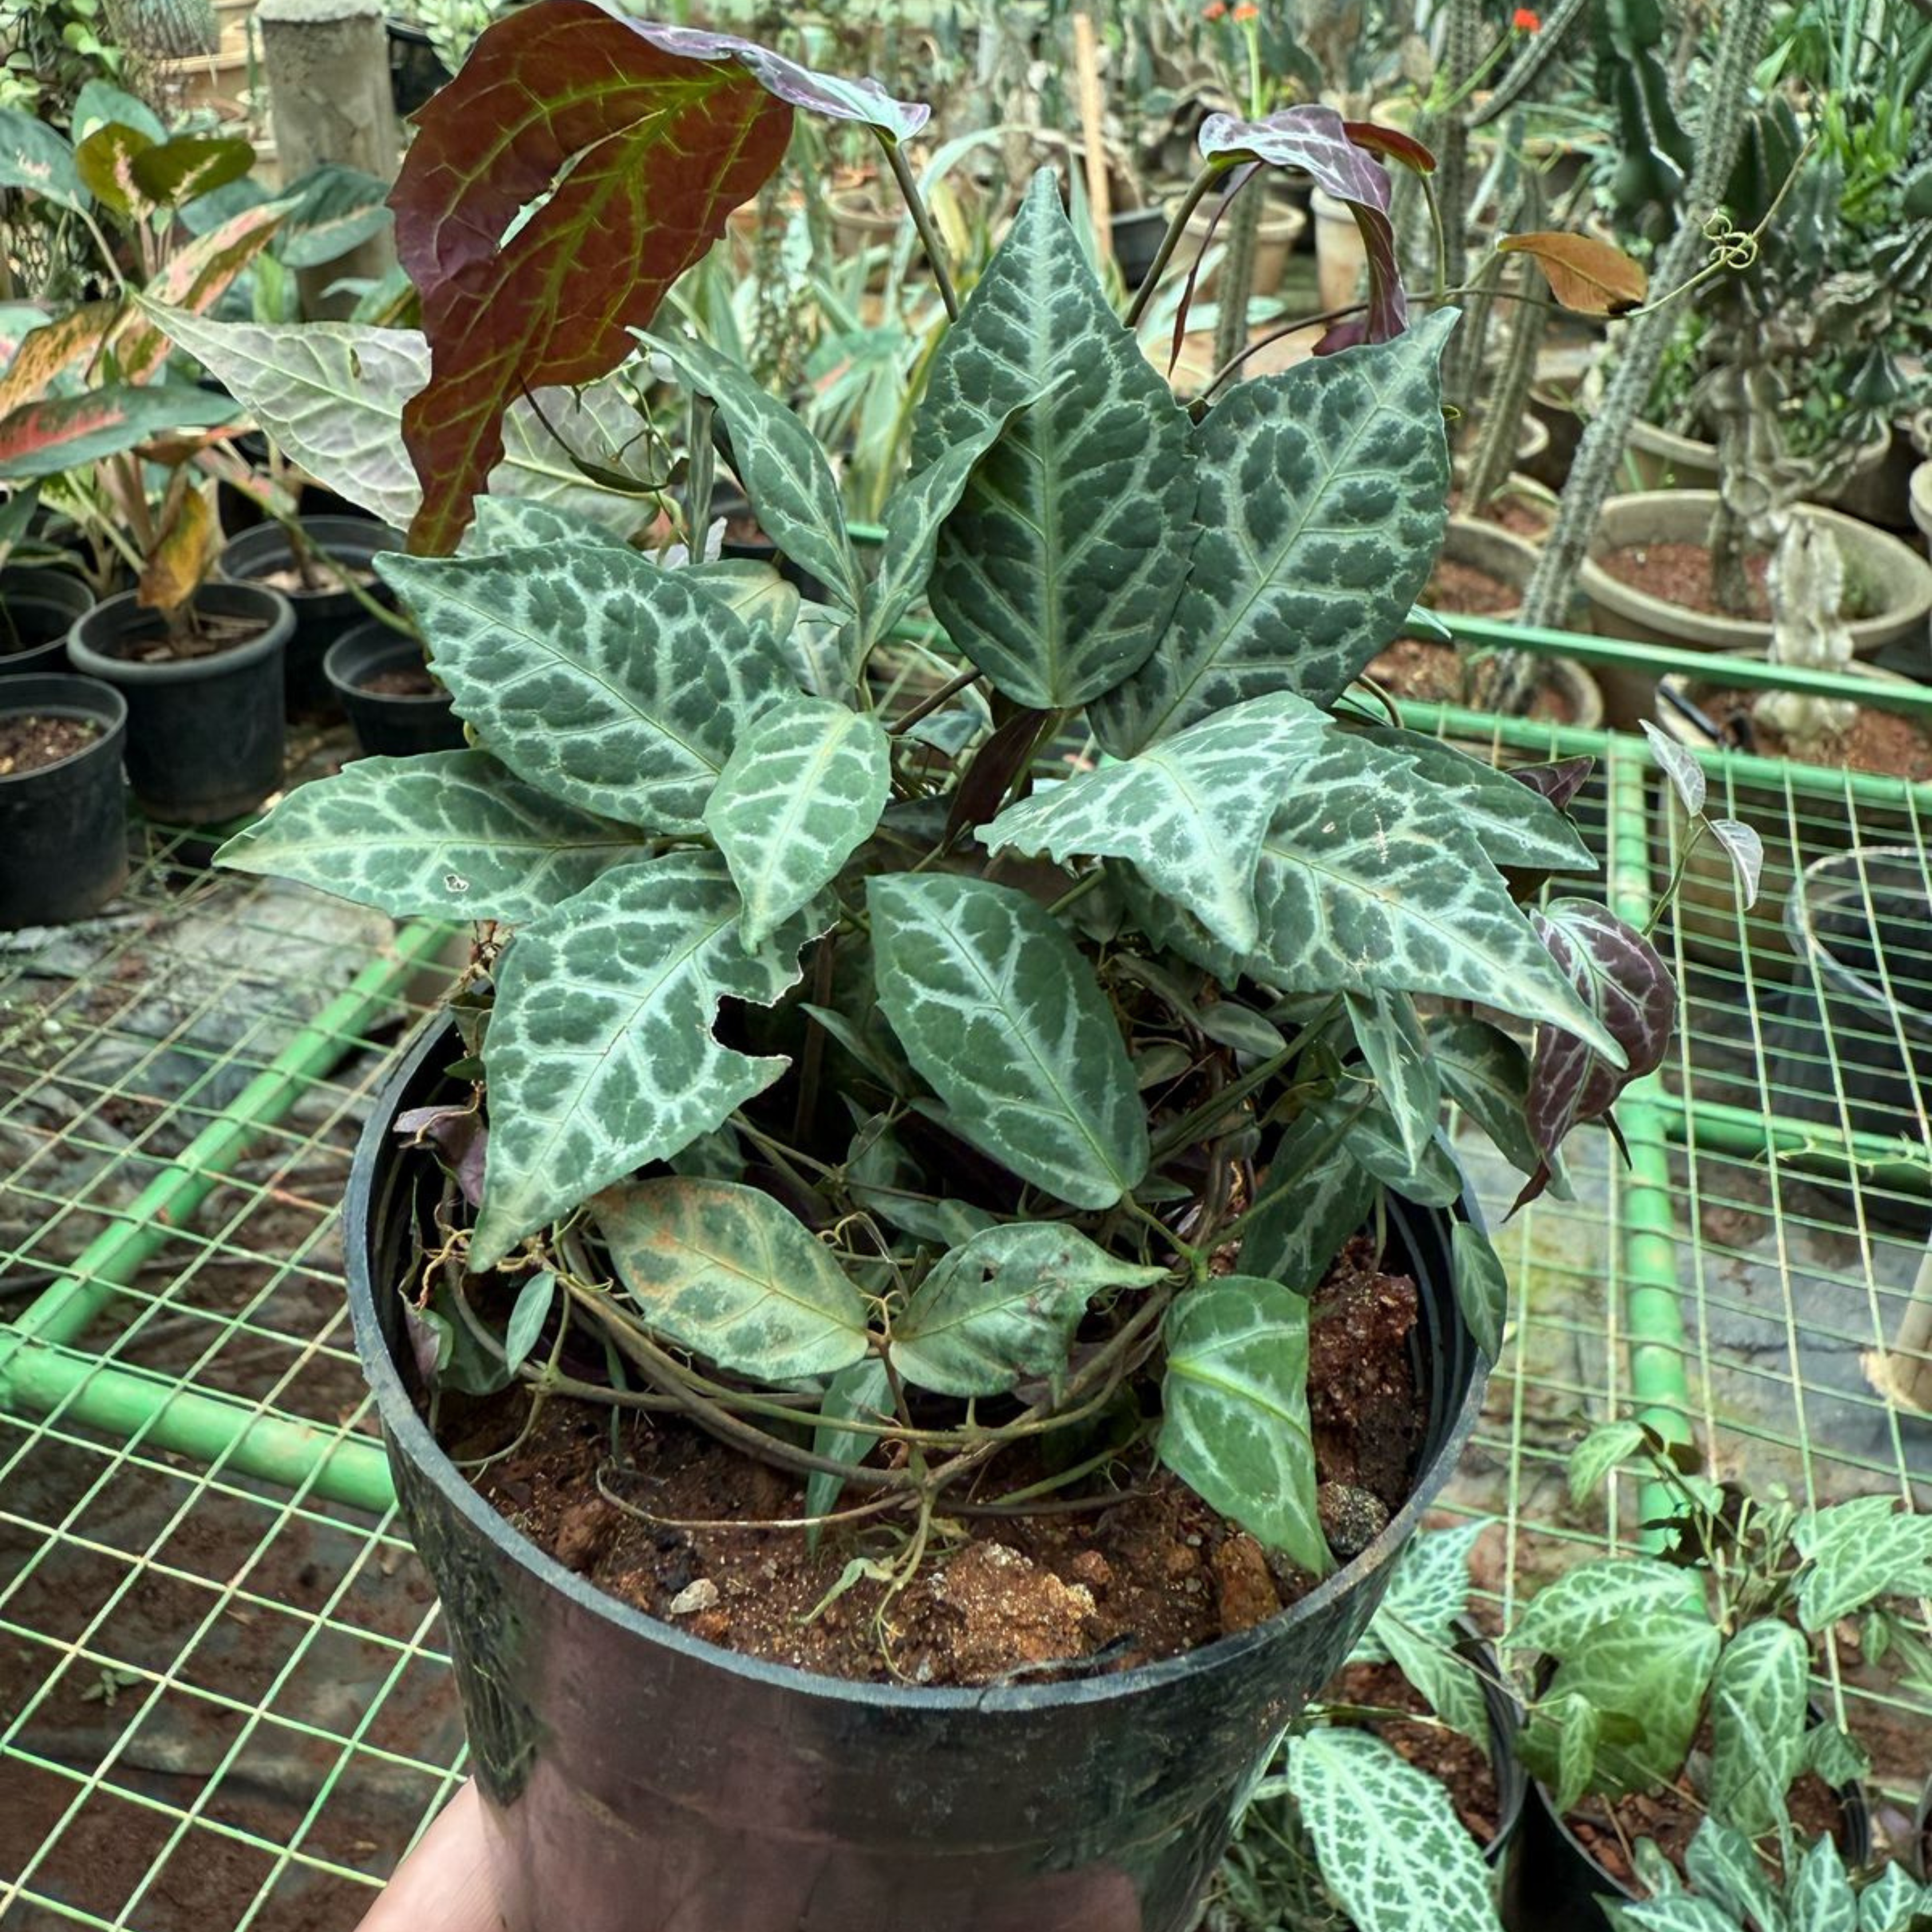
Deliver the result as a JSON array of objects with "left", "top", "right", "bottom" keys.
[
  {"left": 66, "top": 583, "right": 291, "bottom": 825},
  {"left": 324, "top": 620, "right": 467, "bottom": 757},
  {"left": 347, "top": 1020, "right": 1489, "bottom": 1932},
  {"left": 1, "top": 568, "right": 96, "bottom": 678},
  {"left": 0, "top": 673, "right": 128, "bottom": 930},
  {"left": 218, "top": 516, "right": 404, "bottom": 720},
  {"left": 388, "top": 18, "right": 453, "bottom": 117}
]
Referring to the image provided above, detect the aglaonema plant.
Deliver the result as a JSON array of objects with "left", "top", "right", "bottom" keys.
[{"left": 205, "top": 2, "right": 1685, "bottom": 1601}]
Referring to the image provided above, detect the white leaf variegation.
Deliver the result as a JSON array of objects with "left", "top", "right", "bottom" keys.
[
  {"left": 594, "top": 1177, "right": 871, "bottom": 1381},
  {"left": 868, "top": 875, "right": 1149, "bottom": 1210},
  {"left": 1345, "top": 986, "right": 1441, "bottom": 1166},
  {"left": 1793, "top": 1495, "right": 1932, "bottom": 1631},
  {"left": 378, "top": 544, "right": 796, "bottom": 835},
  {"left": 1286, "top": 1730, "right": 1506, "bottom": 1932},
  {"left": 980, "top": 692, "right": 1327, "bottom": 954},
  {"left": 702, "top": 696, "right": 891, "bottom": 951},
  {"left": 912, "top": 169, "right": 1195, "bottom": 708},
  {"left": 1091, "top": 312, "right": 1456, "bottom": 754},
  {"left": 214, "top": 751, "right": 649, "bottom": 922},
  {"left": 891, "top": 1224, "right": 1164, "bottom": 1397},
  {"left": 1158, "top": 1277, "right": 1326, "bottom": 1574},
  {"left": 471, "top": 852, "right": 825, "bottom": 1270}
]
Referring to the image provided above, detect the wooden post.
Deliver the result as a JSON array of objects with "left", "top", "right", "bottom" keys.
[
  {"left": 255, "top": 0, "right": 400, "bottom": 320},
  {"left": 1072, "top": 13, "right": 1112, "bottom": 264},
  {"left": 1870, "top": 1240, "right": 1932, "bottom": 1417}
]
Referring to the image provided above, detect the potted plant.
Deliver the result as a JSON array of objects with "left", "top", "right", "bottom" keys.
[
  {"left": 1498, "top": 1421, "right": 1931, "bottom": 1930},
  {"left": 0, "top": 485, "right": 96, "bottom": 677},
  {"left": 175, "top": 14, "right": 1682, "bottom": 1927}
]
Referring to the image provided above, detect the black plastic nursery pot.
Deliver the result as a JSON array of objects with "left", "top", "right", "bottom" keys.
[
  {"left": 1, "top": 568, "right": 95, "bottom": 677},
  {"left": 323, "top": 621, "right": 467, "bottom": 757},
  {"left": 388, "top": 17, "right": 454, "bottom": 117},
  {"left": 65, "top": 584, "right": 290, "bottom": 825},
  {"left": 217, "top": 517, "right": 404, "bottom": 721},
  {"left": 0, "top": 674, "right": 128, "bottom": 930},
  {"left": 346, "top": 1021, "right": 1490, "bottom": 1932},
  {"left": 1112, "top": 207, "right": 1169, "bottom": 287}
]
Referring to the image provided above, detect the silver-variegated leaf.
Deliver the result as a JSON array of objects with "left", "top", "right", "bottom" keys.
[
  {"left": 891, "top": 1224, "right": 1164, "bottom": 1397},
  {"left": 911, "top": 168, "right": 1194, "bottom": 708},
  {"left": 805, "top": 1357, "right": 893, "bottom": 1544},
  {"left": 982, "top": 692, "right": 1327, "bottom": 954},
  {"left": 702, "top": 696, "right": 891, "bottom": 951},
  {"left": 1683, "top": 1819, "right": 1786, "bottom": 1932},
  {"left": 214, "top": 750, "right": 649, "bottom": 922},
  {"left": 1792, "top": 1837, "right": 1858, "bottom": 1932},
  {"left": 1247, "top": 734, "right": 1623, "bottom": 1061},
  {"left": 595, "top": 1176, "right": 870, "bottom": 1380},
  {"left": 467, "top": 496, "right": 630, "bottom": 551},
  {"left": 1450, "top": 1218, "right": 1508, "bottom": 1362},
  {"left": 1333, "top": 1093, "right": 1462, "bottom": 1208},
  {"left": 1639, "top": 718, "right": 1707, "bottom": 819},
  {"left": 1428, "top": 1015, "right": 1550, "bottom": 1184},
  {"left": 1345, "top": 987, "right": 1440, "bottom": 1166},
  {"left": 1792, "top": 1495, "right": 1932, "bottom": 1631},
  {"left": 651, "top": 332, "right": 864, "bottom": 618},
  {"left": 471, "top": 852, "right": 821, "bottom": 1269},
  {"left": 1158, "top": 1276, "right": 1326, "bottom": 1574},
  {"left": 1238, "top": 1107, "right": 1378, "bottom": 1291},
  {"left": 868, "top": 874, "right": 1149, "bottom": 1210},
  {"left": 1609, "top": 1899, "right": 1737, "bottom": 1932},
  {"left": 1708, "top": 1621, "right": 1808, "bottom": 1838},
  {"left": 1565, "top": 1419, "right": 1652, "bottom": 1507},
  {"left": 1855, "top": 1862, "right": 1929, "bottom": 1932},
  {"left": 1091, "top": 312, "right": 1454, "bottom": 754},
  {"left": 1364, "top": 727, "right": 1596, "bottom": 874},
  {"left": 378, "top": 544, "right": 795, "bottom": 835},
  {"left": 1286, "top": 1730, "right": 1506, "bottom": 1932},
  {"left": 1706, "top": 818, "right": 1763, "bottom": 910}
]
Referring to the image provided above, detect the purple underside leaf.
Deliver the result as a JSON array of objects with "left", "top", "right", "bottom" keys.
[
  {"left": 396, "top": 1101, "right": 488, "bottom": 1206},
  {"left": 1508, "top": 754, "right": 1594, "bottom": 815},
  {"left": 1514, "top": 899, "right": 1676, "bottom": 1211},
  {"left": 1196, "top": 105, "right": 1406, "bottom": 350}
]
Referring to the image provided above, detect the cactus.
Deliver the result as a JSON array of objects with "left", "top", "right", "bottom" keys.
[
  {"left": 1211, "top": 176, "right": 1265, "bottom": 386},
  {"left": 1464, "top": 252, "right": 1548, "bottom": 509},
  {"left": 1755, "top": 520, "right": 1859, "bottom": 754}
]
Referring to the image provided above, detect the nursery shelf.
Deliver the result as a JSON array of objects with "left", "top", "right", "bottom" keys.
[{"left": 2, "top": 655, "right": 1930, "bottom": 1927}]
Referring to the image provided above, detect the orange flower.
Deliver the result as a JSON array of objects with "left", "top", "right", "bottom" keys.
[
  {"left": 1512, "top": 6, "right": 1541, "bottom": 26},
  {"left": 1233, "top": 1, "right": 1260, "bottom": 17},
  {"left": 1202, "top": 1, "right": 1227, "bottom": 16}
]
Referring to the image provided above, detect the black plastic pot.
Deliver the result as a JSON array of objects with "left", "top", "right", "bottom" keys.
[
  {"left": 346, "top": 1021, "right": 1488, "bottom": 1932},
  {"left": 1112, "top": 207, "right": 1169, "bottom": 287},
  {"left": 65, "top": 584, "right": 290, "bottom": 825},
  {"left": 323, "top": 621, "right": 466, "bottom": 757},
  {"left": 1, "top": 568, "right": 95, "bottom": 677},
  {"left": 217, "top": 517, "right": 404, "bottom": 721},
  {"left": 0, "top": 674, "right": 127, "bottom": 930},
  {"left": 1500, "top": 1713, "right": 1872, "bottom": 1931},
  {"left": 388, "top": 17, "right": 453, "bottom": 117}
]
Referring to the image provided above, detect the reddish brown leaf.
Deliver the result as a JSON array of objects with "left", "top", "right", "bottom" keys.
[
  {"left": 390, "top": 1, "right": 793, "bottom": 555},
  {"left": 117, "top": 203, "right": 288, "bottom": 384},
  {"left": 1498, "top": 231, "right": 1648, "bottom": 316},
  {"left": 0, "top": 301, "right": 121, "bottom": 414},
  {"left": 1342, "top": 120, "right": 1436, "bottom": 175}
]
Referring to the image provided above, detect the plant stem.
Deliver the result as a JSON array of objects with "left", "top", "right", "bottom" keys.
[
  {"left": 1213, "top": 1092, "right": 1374, "bottom": 1255},
  {"left": 1123, "top": 160, "right": 1227, "bottom": 329},
  {"left": 882, "top": 136, "right": 961, "bottom": 323},
  {"left": 885, "top": 664, "right": 981, "bottom": 736}
]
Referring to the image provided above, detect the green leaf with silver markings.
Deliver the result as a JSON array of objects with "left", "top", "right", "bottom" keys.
[
  {"left": 805, "top": 1358, "right": 893, "bottom": 1548},
  {"left": 981, "top": 693, "right": 1328, "bottom": 955},
  {"left": 471, "top": 852, "right": 821, "bottom": 1269},
  {"left": 1237, "top": 1108, "right": 1377, "bottom": 1291},
  {"left": 1708, "top": 1621, "right": 1808, "bottom": 1836},
  {"left": 1331, "top": 1093, "right": 1462, "bottom": 1208},
  {"left": 1566, "top": 1418, "right": 1652, "bottom": 1507},
  {"left": 1286, "top": 1729, "right": 1506, "bottom": 1932},
  {"left": 467, "top": 497, "right": 630, "bottom": 551},
  {"left": 1248, "top": 732, "right": 1623, "bottom": 1061},
  {"left": 1608, "top": 1900, "right": 1736, "bottom": 1932},
  {"left": 1791, "top": 1836, "right": 1858, "bottom": 1932},
  {"left": 1159, "top": 1276, "right": 1325, "bottom": 1573},
  {"left": 911, "top": 168, "right": 1194, "bottom": 708},
  {"left": 1345, "top": 987, "right": 1440, "bottom": 1167},
  {"left": 1451, "top": 1219, "right": 1508, "bottom": 1361},
  {"left": 703, "top": 696, "right": 890, "bottom": 951},
  {"left": 378, "top": 544, "right": 795, "bottom": 835},
  {"left": 868, "top": 875, "right": 1149, "bottom": 1210},
  {"left": 1793, "top": 1495, "right": 1932, "bottom": 1631},
  {"left": 1856, "top": 1863, "right": 1930, "bottom": 1932},
  {"left": 845, "top": 1114, "right": 994, "bottom": 1248},
  {"left": 1428, "top": 1016, "right": 1553, "bottom": 1184},
  {"left": 892, "top": 1224, "right": 1164, "bottom": 1398},
  {"left": 1090, "top": 313, "right": 1454, "bottom": 754},
  {"left": 1548, "top": 1692, "right": 1601, "bottom": 1816},
  {"left": 595, "top": 1177, "right": 870, "bottom": 1381},
  {"left": 214, "top": 751, "right": 650, "bottom": 922},
  {"left": 502, "top": 1270, "right": 556, "bottom": 1375},
  {"left": 651, "top": 332, "right": 864, "bottom": 618},
  {"left": 1684, "top": 1820, "right": 1785, "bottom": 1932}
]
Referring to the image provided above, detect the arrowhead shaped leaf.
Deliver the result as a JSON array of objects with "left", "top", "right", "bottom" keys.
[
  {"left": 1683, "top": 1820, "right": 1786, "bottom": 1932},
  {"left": 137, "top": 305, "right": 661, "bottom": 534},
  {"left": 1158, "top": 1277, "right": 1326, "bottom": 1573},
  {"left": 1428, "top": 1015, "right": 1563, "bottom": 1187},
  {"left": 0, "top": 384, "right": 239, "bottom": 480},
  {"left": 1449, "top": 1218, "right": 1508, "bottom": 1361},
  {"left": 982, "top": 692, "right": 1328, "bottom": 954},
  {"left": 378, "top": 544, "right": 796, "bottom": 833},
  {"left": 1249, "top": 734, "right": 1622, "bottom": 1060},
  {"left": 702, "top": 696, "right": 891, "bottom": 950},
  {"left": 1613, "top": 1901, "right": 1737, "bottom": 1932},
  {"left": 391, "top": 0, "right": 793, "bottom": 552},
  {"left": 1792, "top": 1838, "right": 1858, "bottom": 1932},
  {"left": 651, "top": 333, "right": 863, "bottom": 618},
  {"left": 1286, "top": 1730, "right": 1506, "bottom": 1932},
  {"left": 891, "top": 1223, "right": 1164, "bottom": 1397},
  {"left": 1707, "top": 1621, "right": 1808, "bottom": 1837},
  {"left": 912, "top": 168, "right": 1194, "bottom": 708},
  {"left": 594, "top": 1176, "right": 870, "bottom": 1380},
  {"left": 1092, "top": 315, "right": 1454, "bottom": 753},
  {"left": 805, "top": 1357, "right": 894, "bottom": 1544},
  {"left": 1226, "top": 1108, "right": 1376, "bottom": 1293},
  {"left": 215, "top": 749, "right": 650, "bottom": 921},
  {"left": 868, "top": 874, "right": 1149, "bottom": 1210},
  {"left": 1362, "top": 727, "right": 1596, "bottom": 873},
  {"left": 472, "top": 852, "right": 821, "bottom": 1267},
  {"left": 1792, "top": 1495, "right": 1932, "bottom": 1630},
  {"left": 76, "top": 121, "right": 157, "bottom": 220},
  {"left": 1855, "top": 1863, "right": 1928, "bottom": 1932},
  {"left": 1345, "top": 987, "right": 1441, "bottom": 1166}
]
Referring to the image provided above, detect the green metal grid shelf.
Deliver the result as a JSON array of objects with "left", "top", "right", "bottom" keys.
[{"left": 2, "top": 652, "right": 1930, "bottom": 1927}]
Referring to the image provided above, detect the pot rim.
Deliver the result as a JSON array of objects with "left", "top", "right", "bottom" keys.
[
  {"left": 0, "top": 672, "right": 127, "bottom": 780},
  {"left": 67, "top": 583, "right": 293, "bottom": 685},
  {"left": 323, "top": 622, "right": 451, "bottom": 709},
  {"left": 349, "top": 1017, "right": 1489, "bottom": 1715}
]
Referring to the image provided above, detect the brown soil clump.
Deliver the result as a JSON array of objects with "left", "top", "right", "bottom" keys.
[{"left": 0, "top": 713, "right": 100, "bottom": 775}]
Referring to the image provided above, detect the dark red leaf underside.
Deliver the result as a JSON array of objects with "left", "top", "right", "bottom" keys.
[{"left": 392, "top": 0, "right": 793, "bottom": 554}]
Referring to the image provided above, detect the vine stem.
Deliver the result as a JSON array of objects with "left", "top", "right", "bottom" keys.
[
  {"left": 885, "top": 665, "right": 981, "bottom": 737},
  {"left": 1123, "top": 160, "right": 1227, "bottom": 330},
  {"left": 882, "top": 136, "right": 961, "bottom": 323}
]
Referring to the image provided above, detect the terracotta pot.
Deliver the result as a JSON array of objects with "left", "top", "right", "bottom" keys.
[
  {"left": 1910, "top": 461, "right": 1931, "bottom": 562},
  {"left": 1624, "top": 419, "right": 1892, "bottom": 509},
  {"left": 1310, "top": 187, "right": 1366, "bottom": 313},
  {"left": 1174, "top": 194, "right": 1308, "bottom": 301}
]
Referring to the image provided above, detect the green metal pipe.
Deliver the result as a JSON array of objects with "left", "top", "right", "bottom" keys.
[
  {"left": 1, "top": 918, "right": 452, "bottom": 1358},
  {"left": 1607, "top": 757, "right": 1697, "bottom": 1537},
  {"left": 1645, "top": 1091, "right": 1932, "bottom": 1196},
  {"left": 1, "top": 1338, "right": 396, "bottom": 1514}
]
